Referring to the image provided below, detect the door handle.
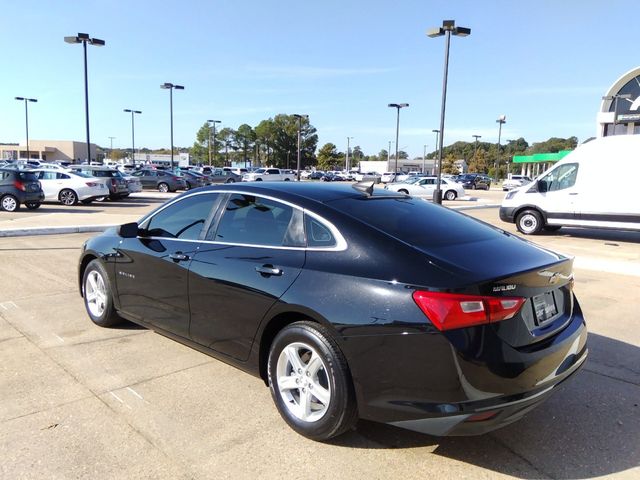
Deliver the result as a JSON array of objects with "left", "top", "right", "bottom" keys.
[
  {"left": 255, "top": 265, "right": 283, "bottom": 276},
  {"left": 170, "top": 252, "right": 190, "bottom": 262}
]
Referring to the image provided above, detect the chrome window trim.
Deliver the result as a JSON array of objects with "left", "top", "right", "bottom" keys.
[{"left": 138, "top": 189, "right": 347, "bottom": 252}]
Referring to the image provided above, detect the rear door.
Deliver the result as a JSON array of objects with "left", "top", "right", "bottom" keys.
[
  {"left": 34, "top": 170, "right": 61, "bottom": 201},
  {"left": 188, "top": 192, "right": 306, "bottom": 361}
]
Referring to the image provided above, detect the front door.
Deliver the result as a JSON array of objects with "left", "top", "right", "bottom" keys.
[{"left": 115, "top": 192, "right": 220, "bottom": 336}]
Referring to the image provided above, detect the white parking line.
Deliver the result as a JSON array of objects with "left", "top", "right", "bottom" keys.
[
  {"left": 0, "top": 301, "right": 18, "bottom": 310},
  {"left": 126, "top": 387, "right": 144, "bottom": 400},
  {"left": 53, "top": 334, "right": 65, "bottom": 343}
]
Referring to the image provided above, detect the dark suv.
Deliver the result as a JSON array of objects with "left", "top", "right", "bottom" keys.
[
  {"left": 68, "top": 166, "right": 129, "bottom": 200},
  {"left": 456, "top": 173, "right": 491, "bottom": 190},
  {"left": 0, "top": 168, "right": 44, "bottom": 211}
]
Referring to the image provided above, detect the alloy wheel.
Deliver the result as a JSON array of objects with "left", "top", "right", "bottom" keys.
[{"left": 85, "top": 270, "right": 107, "bottom": 318}]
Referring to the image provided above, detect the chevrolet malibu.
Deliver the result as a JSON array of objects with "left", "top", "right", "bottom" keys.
[{"left": 78, "top": 182, "right": 587, "bottom": 440}]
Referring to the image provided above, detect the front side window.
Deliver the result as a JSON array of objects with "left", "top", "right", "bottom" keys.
[
  {"left": 213, "top": 194, "right": 303, "bottom": 247},
  {"left": 144, "top": 193, "right": 218, "bottom": 240},
  {"left": 540, "top": 163, "right": 578, "bottom": 192}
]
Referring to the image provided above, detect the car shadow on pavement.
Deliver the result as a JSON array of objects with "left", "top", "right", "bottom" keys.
[
  {"left": 539, "top": 227, "right": 640, "bottom": 243},
  {"left": 332, "top": 333, "right": 639, "bottom": 479}
]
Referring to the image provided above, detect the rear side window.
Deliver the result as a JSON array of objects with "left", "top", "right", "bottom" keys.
[
  {"left": 213, "top": 194, "right": 304, "bottom": 247},
  {"left": 330, "top": 197, "right": 498, "bottom": 248},
  {"left": 305, "top": 215, "right": 336, "bottom": 248},
  {"left": 17, "top": 171, "right": 38, "bottom": 182}
]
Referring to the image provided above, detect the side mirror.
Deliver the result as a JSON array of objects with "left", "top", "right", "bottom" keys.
[
  {"left": 118, "top": 222, "right": 139, "bottom": 238},
  {"left": 537, "top": 180, "right": 548, "bottom": 193}
]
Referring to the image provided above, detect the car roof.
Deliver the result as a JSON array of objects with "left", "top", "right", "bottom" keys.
[{"left": 202, "top": 181, "right": 404, "bottom": 203}]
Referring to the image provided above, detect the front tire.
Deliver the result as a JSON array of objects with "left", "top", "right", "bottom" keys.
[
  {"left": 226, "top": 178, "right": 236, "bottom": 183},
  {"left": 82, "top": 259, "right": 122, "bottom": 327},
  {"left": 516, "top": 209, "right": 543, "bottom": 235},
  {"left": 444, "top": 190, "right": 457, "bottom": 201},
  {"left": 1, "top": 195, "right": 19, "bottom": 212},
  {"left": 268, "top": 321, "right": 357, "bottom": 441},
  {"left": 158, "top": 182, "right": 169, "bottom": 193},
  {"left": 399, "top": 189, "right": 409, "bottom": 194}
]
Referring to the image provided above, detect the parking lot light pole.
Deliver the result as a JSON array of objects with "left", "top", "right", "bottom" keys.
[
  {"left": 15, "top": 97, "right": 37, "bottom": 160},
  {"left": 472, "top": 134, "right": 482, "bottom": 159},
  {"left": 496, "top": 115, "right": 506, "bottom": 178},
  {"left": 207, "top": 120, "right": 221, "bottom": 166},
  {"left": 432, "top": 129, "right": 440, "bottom": 174},
  {"left": 123, "top": 109, "right": 141, "bottom": 165},
  {"left": 428, "top": 20, "right": 470, "bottom": 204},
  {"left": 293, "top": 114, "right": 308, "bottom": 181},
  {"left": 64, "top": 33, "right": 105, "bottom": 164},
  {"left": 345, "top": 136, "right": 354, "bottom": 172},
  {"left": 160, "top": 83, "right": 184, "bottom": 170},
  {"left": 423, "top": 144, "right": 427, "bottom": 173},
  {"left": 388, "top": 103, "right": 409, "bottom": 181}
]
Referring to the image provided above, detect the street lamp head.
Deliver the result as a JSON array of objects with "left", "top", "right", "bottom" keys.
[
  {"left": 134, "top": 110, "right": 142, "bottom": 114},
  {"left": 15, "top": 96, "right": 24, "bottom": 101},
  {"left": 64, "top": 36, "right": 81, "bottom": 44},
  {"left": 77, "top": 33, "right": 90, "bottom": 40},
  {"left": 428, "top": 21, "right": 470, "bottom": 37},
  {"left": 208, "top": 119, "right": 221, "bottom": 124},
  {"left": 89, "top": 38, "right": 105, "bottom": 46},
  {"left": 427, "top": 27, "right": 444, "bottom": 38},
  {"left": 161, "top": 83, "right": 173, "bottom": 89},
  {"left": 497, "top": 115, "right": 507, "bottom": 123},
  {"left": 388, "top": 103, "right": 409, "bottom": 109},
  {"left": 453, "top": 27, "right": 471, "bottom": 37},
  {"left": 174, "top": 85, "right": 185, "bottom": 90},
  {"left": 432, "top": 129, "right": 440, "bottom": 133}
]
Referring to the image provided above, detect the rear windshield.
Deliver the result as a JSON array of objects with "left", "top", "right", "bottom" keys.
[
  {"left": 17, "top": 171, "right": 39, "bottom": 182},
  {"left": 330, "top": 197, "right": 499, "bottom": 248}
]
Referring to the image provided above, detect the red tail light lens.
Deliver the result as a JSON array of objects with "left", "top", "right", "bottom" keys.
[
  {"left": 111, "top": 179, "right": 117, "bottom": 186},
  {"left": 412, "top": 291, "right": 526, "bottom": 331},
  {"left": 86, "top": 182, "right": 98, "bottom": 187},
  {"left": 13, "top": 180, "right": 26, "bottom": 191}
]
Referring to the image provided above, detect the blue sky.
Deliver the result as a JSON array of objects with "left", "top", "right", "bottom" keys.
[{"left": 0, "top": 0, "right": 632, "bottom": 158}]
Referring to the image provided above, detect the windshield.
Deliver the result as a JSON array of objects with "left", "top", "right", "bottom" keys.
[{"left": 254, "top": 168, "right": 266, "bottom": 174}]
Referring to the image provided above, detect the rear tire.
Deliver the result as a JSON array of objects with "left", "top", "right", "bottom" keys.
[
  {"left": 516, "top": 209, "right": 543, "bottom": 235},
  {"left": 1, "top": 195, "right": 19, "bottom": 212},
  {"left": 399, "top": 189, "right": 409, "bottom": 194},
  {"left": 82, "top": 259, "right": 123, "bottom": 328},
  {"left": 59, "top": 189, "right": 78, "bottom": 206},
  {"left": 226, "top": 178, "right": 236, "bottom": 183},
  {"left": 268, "top": 321, "right": 357, "bottom": 441},
  {"left": 158, "top": 182, "right": 169, "bottom": 193},
  {"left": 444, "top": 190, "right": 457, "bottom": 201}
]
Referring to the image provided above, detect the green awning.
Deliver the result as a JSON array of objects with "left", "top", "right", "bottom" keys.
[{"left": 512, "top": 150, "right": 572, "bottom": 164}]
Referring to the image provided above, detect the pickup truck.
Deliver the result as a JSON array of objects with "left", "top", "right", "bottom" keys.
[{"left": 242, "top": 168, "right": 296, "bottom": 182}]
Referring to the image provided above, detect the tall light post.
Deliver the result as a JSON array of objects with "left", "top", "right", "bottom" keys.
[
  {"left": 14, "top": 97, "right": 37, "bottom": 160},
  {"left": 432, "top": 129, "right": 440, "bottom": 174},
  {"left": 293, "top": 114, "right": 308, "bottom": 181},
  {"left": 207, "top": 120, "right": 221, "bottom": 166},
  {"left": 123, "top": 109, "right": 142, "bottom": 165},
  {"left": 428, "top": 20, "right": 470, "bottom": 204},
  {"left": 388, "top": 103, "right": 409, "bottom": 181},
  {"left": 472, "top": 134, "right": 482, "bottom": 159},
  {"left": 64, "top": 33, "right": 105, "bottom": 164},
  {"left": 495, "top": 115, "right": 506, "bottom": 179},
  {"left": 423, "top": 144, "right": 427, "bottom": 173},
  {"left": 160, "top": 82, "right": 185, "bottom": 170},
  {"left": 388, "top": 140, "right": 393, "bottom": 162},
  {"left": 346, "top": 136, "right": 354, "bottom": 171},
  {"left": 108, "top": 136, "right": 116, "bottom": 162}
]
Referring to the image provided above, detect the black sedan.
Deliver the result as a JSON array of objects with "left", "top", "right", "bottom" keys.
[{"left": 78, "top": 182, "right": 587, "bottom": 441}]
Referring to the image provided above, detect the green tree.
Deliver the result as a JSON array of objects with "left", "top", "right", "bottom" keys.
[
  {"left": 442, "top": 153, "right": 458, "bottom": 174},
  {"left": 216, "top": 127, "right": 236, "bottom": 166},
  {"left": 317, "top": 143, "right": 339, "bottom": 171},
  {"left": 467, "top": 149, "right": 488, "bottom": 173},
  {"left": 255, "top": 119, "right": 276, "bottom": 167},
  {"left": 269, "top": 114, "right": 318, "bottom": 169},
  {"left": 378, "top": 149, "right": 389, "bottom": 161},
  {"left": 234, "top": 124, "right": 256, "bottom": 167},
  {"left": 189, "top": 122, "right": 213, "bottom": 165}
]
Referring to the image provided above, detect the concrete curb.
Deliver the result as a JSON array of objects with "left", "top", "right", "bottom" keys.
[
  {"left": 0, "top": 225, "right": 115, "bottom": 238},
  {"left": 451, "top": 203, "right": 501, "bottom": 211}
]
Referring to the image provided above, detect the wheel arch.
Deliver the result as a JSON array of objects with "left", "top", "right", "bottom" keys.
[
  {"left": 513, "top": 204, "right": 548, "bottom": 224},
  {"left": 257, "top": 308, "right": 337, "bottom": 385},
  {"left": 78, "top": 253, "right": 98, "bottom": 297}
]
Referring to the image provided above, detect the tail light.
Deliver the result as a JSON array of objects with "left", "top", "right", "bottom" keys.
[
  {"left": 111, "top": 179, "right": 117, "bottom": 187},
  {"left": 412, "top": 291, "right": 526, "bottom": 331},
  {"left": 13, "top": 180, "right": 26, "bottom": 191},
  {"left": 86, "top": 182, "right": 99, "bottom": 187}
]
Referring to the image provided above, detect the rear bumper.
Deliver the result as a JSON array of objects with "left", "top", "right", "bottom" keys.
[
  {"left": 343, "top": 299, "right": 588, "bottom": 436},
  {"left": 16, "top": 191, "right": 44, "bottom": 203}
]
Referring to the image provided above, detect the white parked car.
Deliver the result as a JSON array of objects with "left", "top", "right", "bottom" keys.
[
  {"left": 31, "top": 169, "right": 109, "bottom": 205},
  {"left": 502, "top": 174, "right": 532, "bottom": 191},
  {"left": 380, "top": 172, "right": 399, "bottom": 183},
  {"left": 385, "top": 176, "right": 465, "bottom": 201}
]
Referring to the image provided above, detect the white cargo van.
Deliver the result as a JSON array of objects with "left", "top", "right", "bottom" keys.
[{"left": 500, "top": 135, "right": 640, "bottom": 234}]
